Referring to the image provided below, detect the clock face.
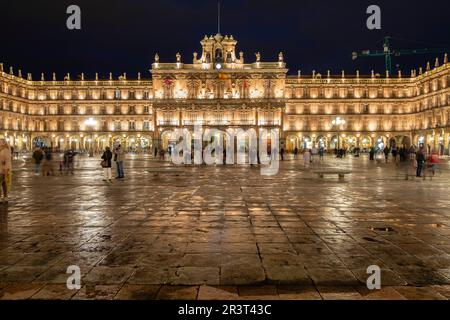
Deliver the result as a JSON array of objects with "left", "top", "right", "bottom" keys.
[{"left": 215, "top": 63, "right": 222, "bottom": 70}]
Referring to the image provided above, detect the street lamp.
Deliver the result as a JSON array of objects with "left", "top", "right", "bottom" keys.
[
  {"left": 331, "top": 117, "right": 346, "bottom": 150},
  {"left": 84, "top": 117, "right": 97, "bottom": 157}
]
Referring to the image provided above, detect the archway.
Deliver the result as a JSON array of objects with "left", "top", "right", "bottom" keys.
[
  {"left": 315, "top": 135, "right": 326, "bottom": 149},
  {"left": 33, "top": 136, "right": 51, "bottom": 148},
  {"left": 286, "top": 134, "right": 298, "bottom": 152},
  {"left": 360, "top": 135, "right": 372, "bottom": 151}
]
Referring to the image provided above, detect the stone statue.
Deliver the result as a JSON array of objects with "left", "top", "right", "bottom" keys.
[
  {"left": 154, "top": 53, "right": 159, "bottom": 63},
  {"left": 176, "top": 52, "right": 181, "bottom": 63},
  {"left": 278, "top": 52, "right": 284, "bottom": 62},
  {"left": 255, "top": 52, "right": 261, "bottom": 62}
]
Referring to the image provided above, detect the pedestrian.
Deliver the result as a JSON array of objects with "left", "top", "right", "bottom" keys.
[
  {"left": 0, "top": 139, "right": 12, "bottom": 204},
  {"left": 369, "top": 146, "right": 375, "bottom": 160},
  {"left": 302, "top": 148, "right": 311, "bottom": 167},
  {"left": 383, "top": 146, "right": 390, "bottom": 163},
  {"left": 280, "top": 147, "right": 285, "bottom": 161},
  {"left": 415, "top": 146, "right": 426, "bottom": 177},
  {"left": 294, "top": 147, "right": 299, "bottom": 159},
  {"left": 398, "top": 146, "right": 410, "bottom": 180},
  {"left": 391, "top": 146, "right": 398, "bottom": 163},
  {"left": 424, "top": 150, "right": 440, "bottom": 180},
  {"left": 42, "top": 147, "right": 55, "bottom": 176},
  {"left": 63, "top": 149, "right": 76, "bottom": 174},
  {"left": 32, "top": 147, "right": 44, "bottom": 174},
  {"left": 318, "top": 146, "right": 324, "bottom": 161},
  {"left": 114, "top": 144, "right": 125, "bottom": 179},
  {"left": 101, "top": 147, "right": 113, "bottom": 182}
]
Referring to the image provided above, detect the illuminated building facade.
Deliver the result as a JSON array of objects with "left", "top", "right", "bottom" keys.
[{"left": 1, "top": 33, "right": 449, "bottom": 154}]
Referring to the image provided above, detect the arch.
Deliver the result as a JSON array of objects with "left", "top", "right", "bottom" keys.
[
  {"left": 315, "top": 135, "right": 327, "bottom": 149},
  {"left": 32, "top": 136, "right": 51, "bottom": 148},
  {"left": 329, "top": 135, "right": 338, "bottom": 149},
  {"left": 359, "top": 135, "right": 372, "bottom": 150},
  {"left": 343, "top": 135, "right": 357, "bottom": 150},
  {"left": 286, "top": 134, "right": 299, "bottom": 152},
  {"left": 395, "top": 135, "right": 411, "bottom": 148},
  {"left": 301, "top": 135, "right": 312, "bottom": 149}
]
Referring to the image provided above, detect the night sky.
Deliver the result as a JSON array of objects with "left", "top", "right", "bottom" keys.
[{"left": 1, "top": 0, "right": 449, "bottom": 79}]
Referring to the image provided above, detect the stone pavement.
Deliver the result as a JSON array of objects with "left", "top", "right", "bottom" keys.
[{"left": 0, "top": 154, "right": 450, "bottom": 300}]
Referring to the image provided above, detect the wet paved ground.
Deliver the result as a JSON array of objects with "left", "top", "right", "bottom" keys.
[{"left": 1, "top": 154, "right": 450, "bottom": 300}]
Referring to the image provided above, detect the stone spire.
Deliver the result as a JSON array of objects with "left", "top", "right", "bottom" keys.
[
  {"left": 41, "top": 73, "right": 45, "bottom": 81},
  {"left": 426, "top": 61, "right": 431, "bottom": 71},
  {"left": 53, "top": 72, "right": 56, "bottom": 81},
  {"left": 18, "top": 69, "right": 22, "bottom": 78},
  {"left": 95, "top": 73, "right": 99, "bottom": 81},
  {"left": 435, "top": 58, "right": 439, "bottom": 68},
  {"left": 0, "top": 63, "right": 3, "bottom": 72},
  {"left": 9, "top": 66, "right": 13, "bottom": 75},
  {"left": 444, "top": 53, "right": 448, "bottom": 64}
]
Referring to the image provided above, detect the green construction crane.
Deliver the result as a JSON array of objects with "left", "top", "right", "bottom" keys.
[{"left": 352, "top": 36, "right": 448, "bottom": 74}]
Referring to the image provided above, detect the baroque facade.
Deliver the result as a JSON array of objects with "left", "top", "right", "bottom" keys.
[{"left": 1, "top": 33, "right": 449, "bottom": 154}]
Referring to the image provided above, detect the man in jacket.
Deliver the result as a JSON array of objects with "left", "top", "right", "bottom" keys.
[{"left": 114, "top": 144, "right": 125, "bottom": 179}]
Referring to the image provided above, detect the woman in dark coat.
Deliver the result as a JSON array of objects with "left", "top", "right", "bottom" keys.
[{"left": 101, "top": 147, "right": 113, "bottom": 182}]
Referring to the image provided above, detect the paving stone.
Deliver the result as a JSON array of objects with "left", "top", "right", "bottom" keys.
[
  {"left": 276, "top": 285, "right": 322, "bottom": 300},
  {"left": 0, "top": 283, "right": 44, "bottom": 300},
  {"left": 157, "top": 285, "right": 199, "bottom": 300},
  {"left": 73, "top": 285, "right": 123, "bottom": 300},
  {"left": 30, "top": 284, "right": 78, "bottom": 300},
  {"left": 115, "top": 284, "right": 161, "bottom": 300},
  {"left": 317, "top": 286, "right": 363, "bottom": 300},
  {"left": 393, "top": 286, "right": 447, "bottom": 300},
  {"left": 197, "top": 285, "right": 239, "bottom": 300}
]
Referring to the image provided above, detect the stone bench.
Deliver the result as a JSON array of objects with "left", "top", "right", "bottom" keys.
[
  {"left": 314, "top": 170, "right": 352, "bottom": 179},
  {"left": 147, "top": 168, "right": 184, "bottom": 177}
]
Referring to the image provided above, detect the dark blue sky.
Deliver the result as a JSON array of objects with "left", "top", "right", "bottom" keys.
[{"left": 1, "top": 0, "right": 449, "bottom": 79}]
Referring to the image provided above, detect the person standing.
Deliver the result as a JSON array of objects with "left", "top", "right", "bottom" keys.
[
  {"left": 114, "top": 144, "right": 125, "bottom": 179},
  {"left": 280, "top": 147, "right": 285, "bottom": 161},
  {"left": 302, "top": 149, "right": 311, "bottom": 168},
  {"left": 101, "top": 147, "right": 113, "bottom": 182},
  {"left": 415, "top": 146, "right": 426, "bottom": 177},
  {"left": 383, "top": 146, "right": 390, "bottom": 163},
  {"left": 32, "top": 147, "right": 44, "bottom": 174},
  {"left": 369, "top": 146, "right": 375, "bottom": 160},
  {"left": 318, "top": 146, "right": 324, "bottom": 161},
  {"left": 294, "top": 147, "right": 299, "bottom": 159},
  {"left": 0, "top": 139, "right": 12, "bottom": 204}
]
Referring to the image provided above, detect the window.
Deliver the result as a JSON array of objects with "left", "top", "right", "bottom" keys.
[
  {"left": 144, "top": 106, "right": 150, "bottom": 113},
  {"left": 129, "top": 122, "right": 136, "bottom": 130},
  {"left": 115, "top": 89, "right": 121, "bottom": 99},
  {"left": 143, "top": 121, "right": 150, "bottom": 130},
  {"left": 115, "top": 106, "right": 121, "bottom": 114},
  {"left": 72, "top": 106, "right": 77, "bottom": 114},
  {"left": 114, "top": 122, "right": 121, "bottom": 131}
]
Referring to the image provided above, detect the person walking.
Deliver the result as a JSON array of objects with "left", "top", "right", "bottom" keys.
[
  {"left": 280, "top": 147, "right": 285, "bottom": 161},
  {"left": 32, "top": 147, "right": 44, "bottom": 174},
  {"left": 294, "top": 147, "right": 299, "bottom": 159},
  {"left": 101, "top": 147, "right": 113, "bottom": 182},
  {"left": 0, "top": 139, "right": 12, "bottom": 204},
  {"left": 114, "top": 144, "right": 125, "bottom": 179},
  {"left": 302, "top": 149, "right": 311, "bottom": 168}
]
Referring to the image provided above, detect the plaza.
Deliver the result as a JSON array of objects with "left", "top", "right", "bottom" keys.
[{"left": 0, "top": 154, "right": 450, "bottom": 300}]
